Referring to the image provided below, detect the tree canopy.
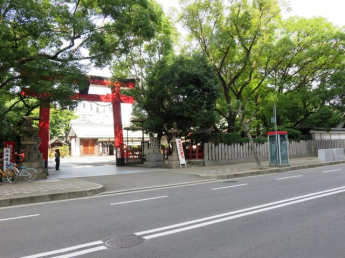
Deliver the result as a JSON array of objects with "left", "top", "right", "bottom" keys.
[
  {"left": 180, "top": 0, "right": 345, "bottom": 134},
  {"left": 136, "top": 54, "right": 219, "bottom": 140},
  {"left": 1, "top": 0, "right": 345, "bottom": 150},
  {"left": 0, "top": 0, "right": 167, "bottom": 146}
]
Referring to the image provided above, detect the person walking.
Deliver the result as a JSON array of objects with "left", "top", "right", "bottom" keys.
[{"left": 55, "top": 149, "right": 61, "bottom": 170}]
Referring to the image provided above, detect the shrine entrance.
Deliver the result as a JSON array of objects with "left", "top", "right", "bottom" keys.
[
  {"left": 27, "top": 75, "right": 135, "bottom": 167},
  {"left": 82, "top": 139, "right": 96, "bottom": 155}
]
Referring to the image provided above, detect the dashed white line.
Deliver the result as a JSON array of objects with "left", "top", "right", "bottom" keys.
[
  {"left": 276, "top": 175, "right": 303, "bottom": 181},
  {"left": 110, "top": 196, "right": 168, "bottom": 205},
  {"left": 323, "top": 169, "right": 342, "bottom": 173},
  {"left": 211, "top": 184, "right": 248, "bottom": 191},
  {"left": 0, "top": 214, "right": 39, "bottom": 222}
]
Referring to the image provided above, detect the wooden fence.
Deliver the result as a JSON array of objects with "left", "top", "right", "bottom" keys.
[{"left": 204, "top": 140, "right": 345, "bottom": 166}]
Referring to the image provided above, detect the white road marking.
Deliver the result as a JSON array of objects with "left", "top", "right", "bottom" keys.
[
  {"left": 0, "top": 180, "right": 216, "bottom": 210},
  {"left": 211, "top": 184, "right": 248, "bottom": 191},
  {"left": 323, "top": 169, "right": 342, "bottom": 173},
  {"left": 20, "top": 241, "right": 105, "bottom": 258},
  {"left": 110, "top": 196, "right": 168, "bottom": 205},
  {"left": 136, "top": 185, "right": 345, "bottom": 239},
  {"left": 0, "top": 214, "right": 39, "bottom": 222},
  {"left": 1, "top": 164, "right": 344, "bottom": 211},
  {"left": 276, "top": 175, "right": 303, "bottom": 181},
  {"left": 52, "top": 246, "right": 107, "bottom": 258}
]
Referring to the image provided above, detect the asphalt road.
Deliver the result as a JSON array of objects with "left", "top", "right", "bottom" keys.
[
  {"left": 1, "top": 164, "right": 345, "bottom": 258},
  {"left": 47, "top": 156, "right": 165, "bottom": 179}
]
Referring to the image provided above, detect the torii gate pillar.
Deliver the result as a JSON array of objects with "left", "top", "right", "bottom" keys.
[
  {"left": 38, "top": 102, "right": 50, "bottom": 168},
  {"left": 112, "top": 97, "right": 125, "bottom": 166},
  {"left": 112, "top": 86, "right": 125, "bottom": 166}
]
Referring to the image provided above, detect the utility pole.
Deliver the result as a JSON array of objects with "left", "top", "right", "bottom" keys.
[{"left": 273, "top": 104, "right": 280, "bottom": 166}]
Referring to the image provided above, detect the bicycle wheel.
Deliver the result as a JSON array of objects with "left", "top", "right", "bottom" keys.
[
  {"left": 23, "top": 168, "right": 37, "bottom": 182},
  {"left": 5, "top": 167, "right": 19, "bottom": 183}
]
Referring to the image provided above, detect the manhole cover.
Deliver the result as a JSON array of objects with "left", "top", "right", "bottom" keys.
[
  {"left": 223, "top": 180, "right": 238, "bottom": 184},
  {"left": 105, "top": 235, "right": 143, "bottom": 249}
]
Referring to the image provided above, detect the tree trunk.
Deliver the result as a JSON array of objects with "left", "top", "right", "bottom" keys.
[
  {"left": 243, "top": 121, "right": 263, "bottom": 170},
  {"left": 227, "top": 110, "right": 237, "bottom": 133}
]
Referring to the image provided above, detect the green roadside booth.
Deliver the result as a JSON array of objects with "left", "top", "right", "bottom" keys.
[{"left": 268, "top": 131, "right": 289, "bottom": 167}]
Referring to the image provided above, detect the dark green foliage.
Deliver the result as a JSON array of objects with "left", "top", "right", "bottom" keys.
[
  {"left": 139, "top": 54, "right": 219, "bottom": 136},
  {"left": 207, "top": 133, "right": 267, "bottom": 145},
  {"left": 0, "top": 0, "right": 162, "bottom": 144},
  {"left": 208, "top": 133, "right": 242, "bottom": 144},
  {"left": 305, "top": 106, "right": 343, "bottom": 131}
]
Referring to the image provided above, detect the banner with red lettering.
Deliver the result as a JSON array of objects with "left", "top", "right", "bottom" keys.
[
  {"left": 176, "top": 138, "right": 186, "bottom": 168},
  {"left": 4, "top": 141, "right": 15, "bottom": 163}
]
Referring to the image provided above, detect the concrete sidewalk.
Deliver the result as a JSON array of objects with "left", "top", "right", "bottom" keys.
[
  {"left": 1, "top": 157, "right": 344, "bottom": 207},
  {"left": 0, "top": 178, "right": 104, "bottom": 207}
]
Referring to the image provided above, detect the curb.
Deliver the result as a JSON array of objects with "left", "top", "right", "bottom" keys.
[
  {"left": 0, "top": 185, "right": 104, "bottom": 208},
  {"left": 199, "top": 161, "right": 345, "bottom": 179},
  {"left": 2, "top": 160, "right": 344, "bottom": 207}
]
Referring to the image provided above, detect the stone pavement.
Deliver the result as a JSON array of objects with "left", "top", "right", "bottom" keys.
[
  {"left": 1, "top": 156, "right": 344, "bottom": 207},
  {"left": 0, "top": 178, "right": 104, "bottom": 207}
]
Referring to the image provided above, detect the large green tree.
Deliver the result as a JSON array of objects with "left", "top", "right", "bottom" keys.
[
  {"left": 180, "top": 0, "right": 285, "bottom": 133},
  {"left": 0, "top": 0, "right": 164, "bottom": 146},
  {"left": 112, "top": 0, "right": 176, "bottom": 137},
  {"left": 180, "top": 0, "right": 345, "bottom": 168},
  {"left": 137, "top": 54, "right": 219, "bottom": 141},
  {"left": 112, "top": 0, "right": 175, "bottom": 90},
  {"left": 260, "top": 17, "right": 345, "bottom": 130},
  {"left": 181, "top": 1, "right": 345, "bottom": 131}
]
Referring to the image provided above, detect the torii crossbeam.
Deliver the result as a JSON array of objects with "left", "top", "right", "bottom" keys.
[{"left": 37, "top": 76, "right": 135, "bottom": 167}]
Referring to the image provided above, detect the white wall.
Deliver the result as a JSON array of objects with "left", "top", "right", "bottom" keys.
[
  {"left": 311, "top": 131, "right": 345, "bottom": 140},
  {"left": 70, "top": 137, "right": 81, "bottom": 157}
]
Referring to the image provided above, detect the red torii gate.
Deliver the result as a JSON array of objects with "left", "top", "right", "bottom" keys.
[{"left": 37, "top": 76, "right": 135, "bottom": 167}]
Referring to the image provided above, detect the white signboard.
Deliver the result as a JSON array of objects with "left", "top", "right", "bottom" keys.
[
  {"left": 3, "top": 148, "right": 11, "bottom": 170},
  {"left": 176, "top": 138, "right": 186, "bottom": 168}
]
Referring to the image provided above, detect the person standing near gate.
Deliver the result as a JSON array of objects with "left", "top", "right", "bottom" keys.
[{"left": 55, "top": 149, "right": 61, "bottom": 170}]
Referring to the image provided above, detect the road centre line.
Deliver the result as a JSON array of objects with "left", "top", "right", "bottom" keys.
[
  {"left": 20, "top": 241, "right": 105, "bottom": 258},
  {"left": 211, "top": 184, "right": 248, "bottom": 191},
  {"left": 110, "top": 196, "right": 168, "bottom": 205},
  {"left": 136, "top": 185, "right": 345, "bottom": 239},
  {"left": 323, "top": 169, "right": 342, "bottom": 173},
  {"left": 0, "top": 214, "right": 39, "bottom": 222},
  {"left": 276, "top": 175, "right": 303, "bottom": 181}
]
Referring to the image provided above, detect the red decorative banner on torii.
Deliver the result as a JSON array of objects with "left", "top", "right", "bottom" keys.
[{"left": 23, "top": 76, "right": 135, "bottom": 167}]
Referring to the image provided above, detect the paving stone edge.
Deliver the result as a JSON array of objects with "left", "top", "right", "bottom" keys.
[
  {"left": 0, "top": 185, "right": 104, "bottom": 207},
  {"left": 2, "top": 161, "right": 344, "bottom": 207},
  {"left": 199, "top": 161, "right": 345, "bottom": 179}
]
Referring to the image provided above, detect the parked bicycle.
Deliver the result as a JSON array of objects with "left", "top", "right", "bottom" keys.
[
  {"left": 12, "top": 164, "right": 37, "bottom": 183},
  {"left": 0, "top": 160, "right": 19, "bottom": 183}
]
